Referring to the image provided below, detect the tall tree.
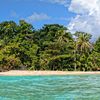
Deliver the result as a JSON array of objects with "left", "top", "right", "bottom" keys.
[
  {"left": 74, "top": 32, "right": 93, "bottom": 71},
  {"left": 88, "top": 37, "right": 100, "bottom": 70},
  {"left": 39, "top": 24, "right": 74, "bottom": 70}
]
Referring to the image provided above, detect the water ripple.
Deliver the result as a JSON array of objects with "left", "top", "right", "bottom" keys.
[{"left": 0, "top": 75, "right": 100, "bottom": 100}]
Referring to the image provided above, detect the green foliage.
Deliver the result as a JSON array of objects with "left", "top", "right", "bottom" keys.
[
  {"left": 0, "top": 20, "right": 99, "bottom": 71},
  {"left": 94, "top": 37, "right": 100, "bottom": 52}
]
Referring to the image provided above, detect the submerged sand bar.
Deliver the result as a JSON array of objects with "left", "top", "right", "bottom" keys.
[{"left": 0, "top": 70, "right": 100, "bottom": 76}]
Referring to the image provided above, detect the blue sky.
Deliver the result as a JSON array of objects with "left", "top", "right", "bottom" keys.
[
  {"left": 0, "top": 0, "right": 75, "bottom": 28},
  {"left": 0, "top": 0, "right": 100, "bottom": 40}
]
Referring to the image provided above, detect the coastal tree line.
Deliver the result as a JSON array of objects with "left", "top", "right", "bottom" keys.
[{"left": 0, "top": 20, "right": 100, "bottom": 71}]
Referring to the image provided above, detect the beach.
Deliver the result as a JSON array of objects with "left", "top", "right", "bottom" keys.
[{"left": 0, "top": 70, "right": 100, "bottom": 76}]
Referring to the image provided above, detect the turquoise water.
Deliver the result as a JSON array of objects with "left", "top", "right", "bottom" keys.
[{"left": 0, "top": 75, "right": 100, "bottom": 100}]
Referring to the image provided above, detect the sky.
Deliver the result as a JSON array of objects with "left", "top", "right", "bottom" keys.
[{"left": 0, "top": 0, "right": 100, "bottom": 41}]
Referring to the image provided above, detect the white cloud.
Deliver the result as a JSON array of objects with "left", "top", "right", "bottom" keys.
[
  {"left": 68, "top": 0, "right": 100, "bottom": 41},
  {"left": 40, "top": 0, "right": 69, "bottom": 7},
  {"left": 26, "top": 12, "right": 51, "bottom": 22},
  {"left": 25, "top": 12, "right": 70, "bottom": 23},
  {"left": 40, "top": 0, "right": 100, "bottom": 40}
]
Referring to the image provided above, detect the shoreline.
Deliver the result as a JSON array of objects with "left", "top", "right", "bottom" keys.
[{"left": 0, "top": 70, "right": 100, "bottom": 76}]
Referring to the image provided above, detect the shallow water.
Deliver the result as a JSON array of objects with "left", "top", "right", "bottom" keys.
[{"left": 0, "top": 75, "right": 100, "bottom": 100}]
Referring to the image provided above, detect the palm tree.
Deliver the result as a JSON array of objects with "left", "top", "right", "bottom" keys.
[
  {"left": 74, "top": 32, "right": 93, "bottom": 71},
  {"left": 75, "top": 32, "right": 93, "bottom": 53},
  {"left": 57, "top": 29, "right": 72, "bottom": 43}
]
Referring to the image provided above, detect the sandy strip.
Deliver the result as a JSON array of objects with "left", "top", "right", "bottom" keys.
[{"left": 0, "top": 70, "right": 100, "bottom": 76}]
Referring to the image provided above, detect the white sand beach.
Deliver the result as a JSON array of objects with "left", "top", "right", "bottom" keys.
[{"left": 0, "top": 70, "right": 100, "bottom": 76}]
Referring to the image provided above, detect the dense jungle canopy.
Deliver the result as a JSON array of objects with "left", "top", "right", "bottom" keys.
[{"left": 0, "top": 20, "right": 100, "bottom": 71}]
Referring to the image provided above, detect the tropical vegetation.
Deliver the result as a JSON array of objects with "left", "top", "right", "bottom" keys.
[{"left": 0, "top": 20, "right": 100, "bottom": 71}]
